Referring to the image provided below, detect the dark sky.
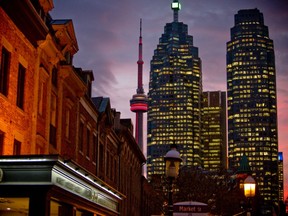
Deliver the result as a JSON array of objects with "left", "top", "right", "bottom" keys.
[{"left": 50, "top": 0, "right": 288, "bottom": 198}]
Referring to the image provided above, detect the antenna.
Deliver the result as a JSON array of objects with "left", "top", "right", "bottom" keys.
[
  {"left": 137, "top": 18, "right": 143, "bottom": 90},
  {"left": 140, "top": 18, "right": 142, "bottom": 38},
  {"left": 171, "top": 0, "right": 181, "bottom": 22}
]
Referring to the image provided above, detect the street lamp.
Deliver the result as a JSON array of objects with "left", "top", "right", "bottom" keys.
[
  {"left": 243, "top": 175, "right": 256, "bottom": 216},
  {"left": 164, "top": 144, "right": 182, "bottom": 216},
  {"left": 244, "top": 176, "right": 256, "bottom": 198}
]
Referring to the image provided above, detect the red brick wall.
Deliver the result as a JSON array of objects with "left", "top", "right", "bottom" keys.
[
  {"left": 60, "top": 87, "right": 78, "bottom": 160},
  {"left": 0, "top": 8, "right": 37, "bottom": 155}
]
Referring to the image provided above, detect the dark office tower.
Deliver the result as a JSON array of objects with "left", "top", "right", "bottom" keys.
[
  {"left": 227, "top": 9, "right": 278, "bottom": 210},
  {"left": 202, "top": 91, "right": 227, "bottom": 171},
  {"left": 278, "top": 152, "right": 284, "bottom": 201},
  {"left": 147, "top": 0, "right": 202, "bottom": 179}
]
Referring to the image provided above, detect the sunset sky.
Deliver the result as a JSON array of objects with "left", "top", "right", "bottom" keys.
[{"left": 51, "top": 0, "right": 288, "bottom": 199}]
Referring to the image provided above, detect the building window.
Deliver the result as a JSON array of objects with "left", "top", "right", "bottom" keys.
[
  {"left": 13, "top": 139, "right": 21, "bottom": 155},
  {"left": 114, "top": 158, "right": 117, "bottom": 183},
  {"left": 99, "top": 143, "right": 104, "bottom": 172},
  {"left": 38, "top": 82, "right": 44, "bottom": 115},
  {"left": 65, "top": 109, "right": 70, "bottom": 139},
  {"left": 64, "top": 52, "right": 72, "bottom": 65},
  {"left": 52, "top": 67, "right": 57, "bottom": 87},
  {"left": 92, "top": 134, "right": 98, "bottom": 163},
  {"left": 16, "top": 64, "right": 26, "bottom": 109},
  {"left": 50, "top": 94, "right": 57, "bottom": 126},
  {"left": 64, "top": 99, "right": 73, "bottom": 140},
  {"left": 86, "top": 128, "right": 90, "bottom": 157},
  {"left": 38, "top": 66, "right": 49, "bottom": 116},
  {"left": 0, "top": 47, "right": 10, "bottom": 96},
  {"left": 106, "top": 152, "right": 110, "bottom": 178},
  {"left": 79, "top": 122, "right": 84, "bottom": 152},
  {"left": 109, "top": 154, "right": 113, "bottom": 180},
  {"left": 0, "top": 131, "right": 4, "bottom": 154},
  {"left": 49, "top": 124, "right": 56, "bottom": 148},
  {"left": 49, "top": 94, "right": 57, "bottom": 148}
]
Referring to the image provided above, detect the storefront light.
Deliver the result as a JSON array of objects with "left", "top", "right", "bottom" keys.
[{"left": 60, "top": 160, "right": 122, "bottom": 200}]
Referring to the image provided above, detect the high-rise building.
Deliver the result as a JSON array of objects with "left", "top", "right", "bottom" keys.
[
  {"left": 278, "top": 152, "right": 284, "bottom": 201},
  {"left": 202, "top": 91, "right": 227, "bottom": 171},
  {"left": 147, "top": 0, "right": 202, "bottom": 179},
  {"left": 227, "top": 8, "right": 278, "bottom": 211}
]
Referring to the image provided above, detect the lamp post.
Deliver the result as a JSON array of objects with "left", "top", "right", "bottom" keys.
[
  {"left": 164, "top": 144, "right": 182, "bottom": 216},
  {"left": 243, "top": 175, "right": 256, "bottom": 216}
]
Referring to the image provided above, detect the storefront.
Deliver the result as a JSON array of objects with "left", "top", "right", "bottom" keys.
[{"left": 0, "top": 155, "right": 123, "bottom": 216}]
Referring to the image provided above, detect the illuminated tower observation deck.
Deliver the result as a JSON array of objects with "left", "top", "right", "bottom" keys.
[{"left": 130, "top": 19, "right": 148, "bottom": 152}]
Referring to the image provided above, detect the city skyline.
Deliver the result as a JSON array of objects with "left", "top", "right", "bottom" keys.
[{"left": 50, "top": 0, "right": 288, "bottom": 198}]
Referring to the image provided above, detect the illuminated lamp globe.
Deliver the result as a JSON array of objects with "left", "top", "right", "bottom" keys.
[
  {"left": 164, "top": 144, "right": 182, "bottom": 178},
  {"left": 244, "top": 175, "right": 256, "bottom": 198}
]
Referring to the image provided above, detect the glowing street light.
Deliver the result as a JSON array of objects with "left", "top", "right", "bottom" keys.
[
  {"left": 244, "top": 175, "right": 256, "bottom": 216},
  {"left": 164, "top": 144, "right": 182, "bottom": 216},
  {"left": 244, "top": 176, "right": 256, "bottom": 198}
]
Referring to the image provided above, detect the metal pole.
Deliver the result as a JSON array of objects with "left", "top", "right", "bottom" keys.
[
  {"left": 168, "top": 177, "right": 173, "bottom": 216},
  {"left": 246, "top": 198, "right": 251, "bottom": 216}
]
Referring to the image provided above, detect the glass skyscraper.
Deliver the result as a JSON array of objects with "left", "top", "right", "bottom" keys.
[
  {"left": 278, "top": 152, "right": 284, "bottom": 202},
  {"left": 202, "top": 91, "right": 227, "bottom": 171},
  {"left": 147, "top": 0, "right": 202, "bottom": 179},
  {"left": 227, "top": 8, "right": 278, "bottom": 210}
]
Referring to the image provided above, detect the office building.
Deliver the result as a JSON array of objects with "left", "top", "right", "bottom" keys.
[
  {"left": 278, "top": 152, "right": 284, "bottom": 201},
  {"left": 227, "top": 8, "right": 278, "bottom": 212},
  {"left": 202, "top": 91, "right": 227, "bottom": 171},
  {"left": 147, "top": 0, "right": 202, "bottom": 179}
]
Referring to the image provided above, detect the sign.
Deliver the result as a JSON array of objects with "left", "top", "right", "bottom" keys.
[
  {"left": 174, "top": 205, "right": 209, "bottom": 213},
  {"left": 52, "top": 168, "right": 118, "bottom": 212}
]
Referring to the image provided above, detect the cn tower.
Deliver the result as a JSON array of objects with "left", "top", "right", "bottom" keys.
[{"left": 130, "top": 19, "right": 148, "bottom": 153}]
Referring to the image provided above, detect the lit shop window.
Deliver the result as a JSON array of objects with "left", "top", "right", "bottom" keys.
[{"left": 0, "top": 197, "right": 29, "bottom": 214}]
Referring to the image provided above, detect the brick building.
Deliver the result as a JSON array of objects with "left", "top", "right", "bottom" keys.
[{"left": 0, "top": 0, "right": 146, "bottom": 215}]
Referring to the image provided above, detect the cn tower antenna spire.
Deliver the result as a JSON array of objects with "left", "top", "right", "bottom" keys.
[
  {"left": 137, "top": 18, "right": 144, "bottom": 93},
  {"left": 140, "top": 18, "right": 142, "bottom": 38},
  {"left": 130, "top": 19, "right": 148, "bottom": 154}
]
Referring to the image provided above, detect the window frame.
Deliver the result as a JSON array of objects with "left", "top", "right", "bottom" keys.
[
  {"left": 13, "top": 139, "right": 21, "bottom": 155},
  {"left": 16, "top": 63, "right": 26, "bottom": 109},
  {"left": 0, "top": 47, "right": 10, "bottom": 96}
]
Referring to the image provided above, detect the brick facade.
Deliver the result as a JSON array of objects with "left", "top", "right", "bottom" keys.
[
  {"left": 0, "top": 8, "right": 36, "bottom": 155},
  {"left": 0, "top": 1, "right": 147, "bottom": 215}
]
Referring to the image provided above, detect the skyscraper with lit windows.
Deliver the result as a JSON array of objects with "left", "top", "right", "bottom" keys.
[
  {"left": 147, "top": 0, "right": 202, "bottom": 179},
  {"left": 202, "top": 91, "right": 227, "bottom": 171},
  {"left": 227, "top": 8, "right": 278, "bottom": 212},
  {"left": 278, "top": 152, "right": 284, "bottom": 202}
]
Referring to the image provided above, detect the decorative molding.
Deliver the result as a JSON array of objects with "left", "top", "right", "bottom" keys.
[{"left": 0, "top": 168, "right": 3, "bottom": 182}]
